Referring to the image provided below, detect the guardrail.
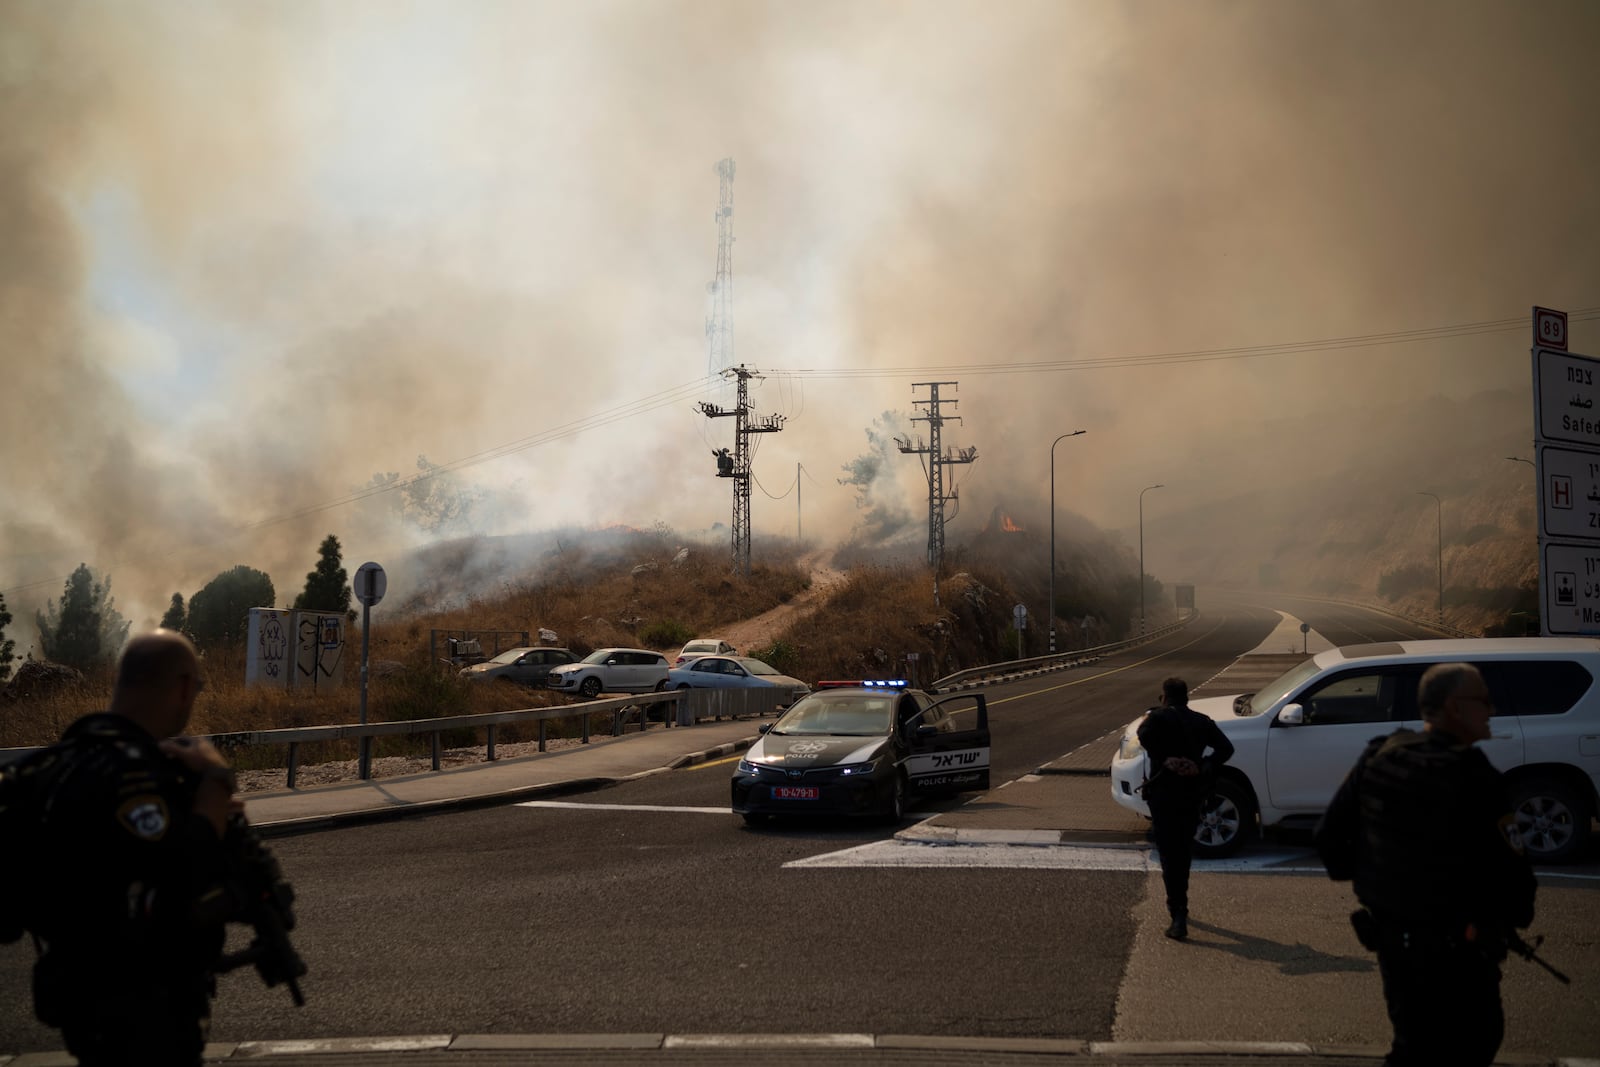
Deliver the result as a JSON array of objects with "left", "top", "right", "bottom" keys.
[
  {"left": 930, "top": 618, "right": 1190, "bottom": 691},
  {"left": 0, "top": 687, "right": 792, "bottom": 784}
]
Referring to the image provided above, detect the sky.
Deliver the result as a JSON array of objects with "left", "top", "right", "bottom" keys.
[{"left": 2, "top": 0, "right": 1598, "bottom": 640}]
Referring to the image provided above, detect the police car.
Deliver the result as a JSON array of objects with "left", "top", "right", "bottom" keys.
[{"left": 731, "top": 680, "right": 990, "bottom": 825}]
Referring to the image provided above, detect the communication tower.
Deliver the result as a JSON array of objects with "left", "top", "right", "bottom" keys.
[{"left": 706, "top": 158, "right": 736, "bottom": 380}]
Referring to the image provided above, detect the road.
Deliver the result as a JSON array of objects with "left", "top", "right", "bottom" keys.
[{"left": 3, "top": 592, "right": 1595, "bottom": 1059}]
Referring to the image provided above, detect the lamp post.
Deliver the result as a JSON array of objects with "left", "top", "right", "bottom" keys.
[
  {"left": 1417, "top": 491, "right": 1442, "bottom": 621},
  {"left": 1139, "top": 483, "right": 1164, "bottom": 634},
  {"left": 1048, "top": 430, "right": 1087, "bottom": 654}
]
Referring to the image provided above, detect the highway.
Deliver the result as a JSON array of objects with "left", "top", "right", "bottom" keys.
[{"left": 4, "top": 593, "right": 1594, "bottom": 1059}]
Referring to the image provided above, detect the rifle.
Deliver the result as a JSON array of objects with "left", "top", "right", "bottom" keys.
[
  {"left": 215, "top": 813, "right": 309, "bottom": 1006},
  {"left": 1507, "top": 930, "right": 1570, "bottom": 985}
]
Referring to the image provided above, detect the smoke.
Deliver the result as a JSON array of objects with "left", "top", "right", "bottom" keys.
[{"left": 1, "top": 0, "right": 1597, "bottom": 646}]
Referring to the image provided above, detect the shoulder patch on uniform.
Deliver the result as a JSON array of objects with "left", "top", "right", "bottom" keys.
[
  {"left": 1498, "top": 813, "right": 1525, "bottom": 855},
  {"left": 118, "top": 795, "right": 170, "bottom": 841}
]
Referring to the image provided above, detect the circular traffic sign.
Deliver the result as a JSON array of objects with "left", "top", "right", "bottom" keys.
[{"left": 354, "top": 561, "right": 386, "bottom": 607}]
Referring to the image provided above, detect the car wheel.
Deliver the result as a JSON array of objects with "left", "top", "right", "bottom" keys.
[
  {"left": 1510, "top": 774, "right": 1592, "bottom": 864},
  {"left": 884, "top": 773, "right": 907, "bottom": 824},
  {"left": 1193, "top": 776, "right": 1256, "bottom": 859},
  {"left": 579, "top": 676, "right": 603, "bottom": 699},
  {"left": 654, "top": 679, "right": 670, "bottom": 692}
]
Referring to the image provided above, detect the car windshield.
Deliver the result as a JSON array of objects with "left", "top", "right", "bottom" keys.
[
  {"left": 773, "top": 696, "right": 892, "bottom": 736},
  {"left": 1235, "top": 657, "right": 1325, "bottom": 716},
  {"left": 488, "top": 649, "right": 529, "bottom": 665},
  {"left": 684, "top": 642, "right": 719, "bottom": 653},
  {"left": 738, "top": 658, "right": 779, "bottom": 675},
  {"left": 580, "top": 650, "right": 617, "bottom": 665}
]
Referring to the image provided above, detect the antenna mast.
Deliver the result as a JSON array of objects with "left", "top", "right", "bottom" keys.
[{"left": 706, "top": 158, "right": 736, "bottom": 380}]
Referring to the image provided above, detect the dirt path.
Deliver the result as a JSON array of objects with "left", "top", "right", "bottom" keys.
[{"left": 717, "top": 548, "right": 845, "bottom": 654}]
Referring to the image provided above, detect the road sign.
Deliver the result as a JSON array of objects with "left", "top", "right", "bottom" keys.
[
  {"left": 1533, "top": 347, "right": 1600, "bottom": 445},
  {"left": 1012, "top": 603, "right": 1027, "bottom": 630},
  {"left": 1537, "top": 445, "right": 1600, "bottom": 540},
  {"left": 1535, "top": 306, "right": 1569, "bottom": 351},
  {"left": 1541, "top": 543, "right": 1600, "bottom": 635},
  {"left": 354, "top": 561, "right": 386, "bottom": 607}
]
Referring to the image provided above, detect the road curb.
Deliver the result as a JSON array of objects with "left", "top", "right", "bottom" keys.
[{"left": 8, "top": 1033, "right": 1574, "bottom": 1064}]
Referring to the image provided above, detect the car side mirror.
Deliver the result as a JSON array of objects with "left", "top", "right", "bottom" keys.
[
  {"left": 1276, "top": 703, "right": 1305, "bottom": 725},
  {"left": 758, "top": 723, "right": 771, "bottom": 734},
  {"left": 1232, "top": 694, "right": 1250, "bottom": 716}
]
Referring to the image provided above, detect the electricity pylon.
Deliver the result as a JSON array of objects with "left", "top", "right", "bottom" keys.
[
  {"left": 896, "top": 381, "right": 977, "bottom": 572},
  {"left": 699, "top": 365, "right": 785, "bottom": 576}
]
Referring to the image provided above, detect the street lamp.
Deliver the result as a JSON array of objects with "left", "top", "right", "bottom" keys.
[
  {"left": 1417, "top": 491, "right": 1442, "bottom": 621},
  {"left": 1048, "top": 430, "right": 1087, "bottom": 654},
  {"left": 1139, "top": 483, "right": 1165, "bottom": 633}
]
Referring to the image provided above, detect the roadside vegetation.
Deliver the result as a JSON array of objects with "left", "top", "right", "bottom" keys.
[{"left": 0, "top": 520, "right": 1055, "bottom": 766}]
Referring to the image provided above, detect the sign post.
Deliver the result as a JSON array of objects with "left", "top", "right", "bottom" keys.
[
  {"left": 354, "top": 562, "right": 387, "bottom": 780},
  {"left": 1530, "top": 307, "right": 1600, "bottom": 635},
  {"left": 1012, "top": 603, "right": 1027, "bottom": 659}
]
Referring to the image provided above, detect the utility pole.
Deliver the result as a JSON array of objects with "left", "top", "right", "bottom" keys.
[
  {"left": 896, "top": 381, "right": 977, "bottom": 576},
  {"left": 700, "top": 365, "right": 785, "bottom": 575},
  {"left": 797, "top": 462, "right": 802, "bottom": 541}
]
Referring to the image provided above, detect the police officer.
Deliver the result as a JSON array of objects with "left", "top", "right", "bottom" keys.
[
  {"left": 1137, "top": 676, "right": 1234, "bottom": 940},
  {"left": 1314, "top": 662, "right": 1536, "bottom": 1066},
  {"left": 28, "top": 629, "right": 239, "bottom": 1066}
]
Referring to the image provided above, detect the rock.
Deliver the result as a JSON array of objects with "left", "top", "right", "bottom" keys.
[{"left": 1, "top": 660, "right": 88, "bottom": 705}]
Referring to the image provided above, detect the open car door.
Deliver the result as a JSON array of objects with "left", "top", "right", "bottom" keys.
[{"left": 903, "top": 692, "right": 990, "bottom": 795}]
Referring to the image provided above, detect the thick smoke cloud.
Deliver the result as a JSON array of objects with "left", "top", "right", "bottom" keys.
[{"left": 1, "top": 1, "right": 1596, "bottom": 644}]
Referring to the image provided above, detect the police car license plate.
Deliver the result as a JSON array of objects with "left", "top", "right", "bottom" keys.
[{"left": 773, "top": 786, "right": 818, "bottom": 800}]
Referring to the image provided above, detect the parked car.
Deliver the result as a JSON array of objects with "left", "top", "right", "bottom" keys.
[
  {"left": 459, "top": 647, "right": 577, "bottom": 687},
  {"left": 547, "top": 648, "right": 671, "bottom": 698},
  {"left": 1109, "top": 638, "right": 1600, "bottom": 863},
  {"left": 732, "top": 681, "right": 990, "bottom": 825},
  {"left": 667, "top": 655, "right": 810, "bottom": 705},
  {"left": 675, "top": 638, "right": 737, "bottom": 667}
]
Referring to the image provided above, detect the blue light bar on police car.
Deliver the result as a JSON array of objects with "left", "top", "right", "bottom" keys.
[{"left": 814, "top": 679, "right": 909, "bottom": 689}]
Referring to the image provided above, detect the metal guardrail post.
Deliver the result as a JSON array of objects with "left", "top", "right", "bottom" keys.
[
  {"left": 359, "top": 738, "right": 371, "bottom": 780},
  {"left": 431, "top": 732, "right": 441, "bottom": 771},
  {"left": 287, "top": 743, "right": 299, "bottom": 789},
  {"left": 487, "top": 724, "right": 497, "bottom": 761},
  {"left": 538, "top": 719, "right": 547, "bottom": 753}
]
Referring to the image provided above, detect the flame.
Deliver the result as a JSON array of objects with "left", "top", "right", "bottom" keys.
[{"left": 1001, "top": 514, "right": 1023, "bottom": 533}]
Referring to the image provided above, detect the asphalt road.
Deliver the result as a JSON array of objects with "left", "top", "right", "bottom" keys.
[{"left": 5, "top": 594, "right": 1593, "bottom": 1060}]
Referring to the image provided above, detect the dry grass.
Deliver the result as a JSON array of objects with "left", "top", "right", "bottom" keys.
[{"left": 0, "top": 532, "right": 814, "bottom": 753}]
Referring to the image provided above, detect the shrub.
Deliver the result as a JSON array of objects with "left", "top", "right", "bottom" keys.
[{"left": 639, "top": 619, "right": 694, "bottom": 649}]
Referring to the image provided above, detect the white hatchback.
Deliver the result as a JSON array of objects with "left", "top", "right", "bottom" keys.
[
  {"left": 547, "top": 648, "right": 671, "bottom": 699},
  {"left": 1109, "top": 638, "right": 1600, "bottom": 863}
]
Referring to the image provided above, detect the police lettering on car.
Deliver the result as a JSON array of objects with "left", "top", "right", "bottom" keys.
[{"left": 731, "top": 680, "right": 990, "bottom": 824}]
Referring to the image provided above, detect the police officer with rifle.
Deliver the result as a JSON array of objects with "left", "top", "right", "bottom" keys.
[
  {"left": 1315, "top": 662, "right": 1544, "bottom": 1066},
  {"left": 1, "top": 630, "right": 306, "bottom": 1065}
]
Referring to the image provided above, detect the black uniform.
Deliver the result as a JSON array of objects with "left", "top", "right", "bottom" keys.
[
  {"left": 1315, "top": 728, "right": 1537, "bottom": 1067},
  {"left": 1137, "top": 703, "right": 1235, "bottom": 922},
  {"left": 24, "top": 713, "right": 231, "bottom": 1066}
]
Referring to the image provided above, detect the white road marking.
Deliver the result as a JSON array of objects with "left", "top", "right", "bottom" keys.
[
  {"left": 788, "top": 840, "right": 1331, "bottom": 872},
  {"left": 516, "top": 800, "right": 732, "bottom": 815}
]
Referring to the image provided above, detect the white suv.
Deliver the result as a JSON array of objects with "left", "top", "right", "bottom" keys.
[
  {"left": 1110, "top": 638, "right": 1600, "bottom": 863},
  {"left": 547, "top": 648, "right": 671, "bottom": 699}
]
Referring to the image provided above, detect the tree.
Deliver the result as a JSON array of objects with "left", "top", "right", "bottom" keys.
[
  {"left": 188, "top": 566, "right": 275, "bottom": 649},
  {"left": 0, "top": 593, "right": 16, "bottom": 683},
  {"left": 35, "top": 564, "right": 128, "bottom": 670},
  {"left": 363, "top": 455, "right": 481, "bottom": 535},
  {"left": 160, "top": 593, "right": 187, "bottom": 633},
  {"left": 294, "top": 534, "right": 351, "bottom": 614}
]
